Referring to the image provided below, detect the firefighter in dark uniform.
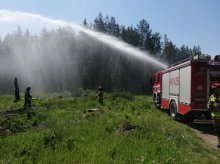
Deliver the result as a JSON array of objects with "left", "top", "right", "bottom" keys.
[
  {"left": 24, "top": 87, "right": 32, "bottom": 109},
  {"left": 14, "top": 77, "right": 20, "bottom": 101},
  {"left": 208, "top": 83, "right": 220, "bottom": 148},
  {"left": 97, "top": 85, "right": 103, "bottom": 105}
]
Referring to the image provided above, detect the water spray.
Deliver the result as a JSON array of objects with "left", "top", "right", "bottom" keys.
[{"left": 0, "top": 10, "right": 167, "bottom": 69}]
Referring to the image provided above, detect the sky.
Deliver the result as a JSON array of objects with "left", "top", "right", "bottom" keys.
[{"left": 0, "top": 0, "right": 219, "bottom": 56}]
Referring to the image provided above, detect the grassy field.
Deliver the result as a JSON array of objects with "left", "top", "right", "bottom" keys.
[{"left": 0, "top": 91, "right": 219, "bottom": 163}]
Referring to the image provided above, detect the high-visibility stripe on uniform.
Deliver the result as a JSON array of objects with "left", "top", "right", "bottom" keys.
[
  {"left": 208, "top": 94, "right": 220, "bottom": 118},
  {"left": 211, "top": 113, "right": 220, "bottom": 117}
]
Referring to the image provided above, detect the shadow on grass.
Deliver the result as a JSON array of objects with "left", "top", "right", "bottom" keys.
[
  {"left": 188, "top": 123, "right": 216, "bottom": 135},
  {"left": 1, "top": 108, "right": 27, "bottom": 116},
  {"left": 155, "top": 106, "right": 216, "bottom": 136},
  {"left": 0, "top": 108, "right": 37, "bottom": 136}
]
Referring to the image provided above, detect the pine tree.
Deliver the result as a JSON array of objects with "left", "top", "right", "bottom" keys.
[
  {"left": 93, "top": 12, "right": 106, "bottom": 32},
  {"left": 137, "top": 19, "right": 151, "bottom": 49},
  {"left": 162, "top": 35, "right": 178, "bottom": 65},
  {"left": 82, "top": 18, "right": 89, "bottom": 28}
]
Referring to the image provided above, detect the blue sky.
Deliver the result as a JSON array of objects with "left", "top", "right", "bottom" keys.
[{"left": 0, "top": 0, "right": 219, "bottom": 55}]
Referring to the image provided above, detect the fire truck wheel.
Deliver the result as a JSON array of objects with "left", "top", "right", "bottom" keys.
[{"left": 170, "top": 101, "right": 178, "bottom": 120}]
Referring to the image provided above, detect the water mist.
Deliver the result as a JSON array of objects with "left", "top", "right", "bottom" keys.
[{"left": 0, "top": 10, "right": 167, "bottom": 92}]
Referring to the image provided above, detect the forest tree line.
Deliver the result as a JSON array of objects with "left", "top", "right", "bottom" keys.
[{"left": 0, "top": 12, "right": 203, "bottom": 93}]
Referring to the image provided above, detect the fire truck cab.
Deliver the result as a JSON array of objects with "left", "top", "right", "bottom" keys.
[{"left": 153, "top": 55, "right": 220, "bottom": 120}]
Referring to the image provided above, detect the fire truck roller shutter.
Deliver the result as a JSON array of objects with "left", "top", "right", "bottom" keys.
[
  {"left": 179, "top": 66, "right": 191, "bottom": 115},
  {"left": 161, "top": 72, "right": 169, "bottom": 109},
  {"left": 169, "top": 69, "right": 180, "bottom": 111},
  {"left": 179, "top": 66, "right": 191, "bottom": 104}
]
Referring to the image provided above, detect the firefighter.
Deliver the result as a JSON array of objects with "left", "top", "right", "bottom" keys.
[
  {"left": 24, "top": 87, "right": 32, "bottom": 110},
  {"left": 97, "top": 85, "right": 104, "bottom": 105},
  {"left": 14, "top": 77, "right": 20, "bottom": 101},
  {"left": 208, "top": 83, "right": 220, "bottom": 148}
]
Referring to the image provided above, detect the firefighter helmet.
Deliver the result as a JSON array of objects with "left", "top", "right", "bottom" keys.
[
  {"left": 212, "top": 83, "right": 220, "bottom": 89},
  {"left": 98, "top": 85, "right": 103, "bottom": 90},
  {"left": 26, "top": 87, "right": 31, "bottom": 90}
]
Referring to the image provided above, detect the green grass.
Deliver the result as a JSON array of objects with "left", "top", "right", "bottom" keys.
[{"left": 0, "top": 92, "right": 219, "bottom": 163}]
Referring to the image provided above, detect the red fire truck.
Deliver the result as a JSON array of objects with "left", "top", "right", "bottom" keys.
[{"left": 153, "top": 55, "right": 220, "bottom": 120}]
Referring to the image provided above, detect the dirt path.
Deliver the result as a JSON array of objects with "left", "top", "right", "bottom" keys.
[{"left": 190, "top": 122, "right": 220, "bottom": 150}]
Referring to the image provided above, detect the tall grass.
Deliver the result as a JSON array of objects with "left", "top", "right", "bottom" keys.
[{"left": 0, "top": 93, "right": 219, "bottom": 163}]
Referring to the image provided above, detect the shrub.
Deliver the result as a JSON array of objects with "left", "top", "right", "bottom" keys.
[{"left": 1, "top": 115, "right": 32, "bottom": 133}]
